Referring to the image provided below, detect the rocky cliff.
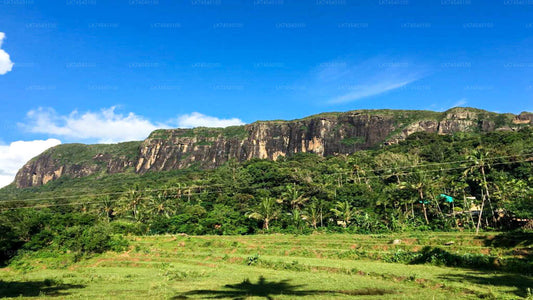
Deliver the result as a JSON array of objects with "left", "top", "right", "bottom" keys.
[{"left": 13, "top": 107, "right": 533, "bottom": 188}]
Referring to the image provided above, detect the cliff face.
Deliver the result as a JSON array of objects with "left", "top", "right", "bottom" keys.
[
  {"left": 13, "top": 108, "right": 532, "bottom": 188},
  {"left": 14, "top": 142, "right": 140, "bottom": 188},
  {"left": 135, "top": 113, "right": 398, "bottom": 173}
]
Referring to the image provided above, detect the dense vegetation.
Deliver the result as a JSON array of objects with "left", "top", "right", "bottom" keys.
[{"left": 0, "top": 129, "right": 532, "bottom": 267}]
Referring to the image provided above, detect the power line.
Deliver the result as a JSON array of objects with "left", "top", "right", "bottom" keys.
[
  {"left": 0, "top": 154, "right": 530, "bottom": 204},
  {"left": 2, "top": 154, "right": 531, "bottom": 203},
  {"left": 335, "top": 152, "right": 533, "bottom": 174},
  {"left": 0, "top": 191, "right": 210, "bottom": 211},
  {"left": 1, "top": 158, "right": 530, "bottom": 211},
  {"left": 340, "top": 159, "right": 531, "bottom": 181},
  {"left": 0, "top": 184, "right": 224, "bottom": 203}
]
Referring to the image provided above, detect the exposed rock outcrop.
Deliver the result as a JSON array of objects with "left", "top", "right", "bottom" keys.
[
  {"left": 514, "top": 112, "right": 533, "bottom": 124},
  {"left": 12, "top": 107, "right": 531, "bottom": 188},
  {"left": 14, "top": 142, "right": 139, "bottom": 188}
]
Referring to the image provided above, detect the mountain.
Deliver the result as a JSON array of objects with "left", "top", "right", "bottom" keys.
[{"left": 13, "top": 107, "right": 533, "bottom": 188}]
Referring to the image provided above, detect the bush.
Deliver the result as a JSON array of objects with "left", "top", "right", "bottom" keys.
[
  {"left": 110, "top": 221, "right": 148, "bottom": 235},
  {"left": 66, "top": 224, "right": 128, "bottom": 254},
  {"left": 77, "top": 225, "right": 113, "bottom": 253},
  {"left": 0, "top": 225, "right": 23, "bottom": 266},
  {"left": 24, "top": 229, "right": 55, "bottom": 251},
  {"left": 27, "top": 221, "right": 129, "bottom": 255}
]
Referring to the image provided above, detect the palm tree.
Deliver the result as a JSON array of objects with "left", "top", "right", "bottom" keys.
[
  {"left": 176, "top": 183, "right": 193, "bottom": 203},
  {"left": 493, "top": 174, "right": 529, "bottom": 214},
  {"left": 98, "top": 195, "right": 114, "bottom": 222},
  {"left": 121, "top": 185, "right": 144, "bottom": 222},
  {"left": 403, "top": 170, "right": 432, "bottom": 224},
  {"left": 464, "top": 148, "right": 493, "bottom": 235},
  {"left": 348, "top": 152, "right": 374, "bottom": 187},
  {"left": 281, "top": 183, "right": 308, "bottom": 210},
  {"left": 330, "top": 201, "right": 356, "bottom": 228},
  {"left": 146, "top": 190, "right": 176, "bottom": 218},
  {"left": 303, "top": 201, "right": 320, "bottom": 229},
  {"left": 290, "top": 208, "right": 305, "bottom": 231},
  {"left": 247, "top": 197, "right": 280, "bottom": 230}
]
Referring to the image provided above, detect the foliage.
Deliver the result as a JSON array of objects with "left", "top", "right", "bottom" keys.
[
  {"left": 0, "top": 210, "right": 129, "bottom": 266},
  {"left": 45, "top": 141, "right": 141, "bottom": 165},
  {"left": 340, "top": 137, "right": 365, "bottom": 146},
  {"left": 0, "top": 128, "right": 532, "bottom": 238}
]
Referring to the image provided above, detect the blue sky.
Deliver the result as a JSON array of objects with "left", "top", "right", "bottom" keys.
[{"left": 0, "top": 0, "right": 532, "bottom": 186}]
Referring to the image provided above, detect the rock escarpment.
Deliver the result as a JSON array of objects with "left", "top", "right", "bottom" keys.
[
  {"left": 14, "top": 142, "right": 140, "bottom": 188},
  {"left": 135, "top": 113, "right": 396, "bottom": 173},
  {"left": 13, "top": 108, "right": 532, "bottom": 188}
]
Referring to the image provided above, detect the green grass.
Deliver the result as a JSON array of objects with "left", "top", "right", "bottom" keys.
[
  {"left": 340, "top": 137, "right": 365, "bottom": 146},
  {"left": 45, "top": 141, "right": 141, "bottom": 165},
  {"left": 195, "top": 141, "right": 214, "bottom": 146},
  {"left": 1, "top": 232, "right": 531, "bottom": 299},
  {"left": 149, "top": 126, "right": 249, "bottom": 140},
  {"left": 148, "top": 129, "right": 171, "bottom": 139}
]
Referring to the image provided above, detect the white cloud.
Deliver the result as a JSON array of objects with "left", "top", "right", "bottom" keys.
[
  {"left": 21, "top": 107, "right": 245, "bottom": 143},
  {"left": 22, "top": 107, "right": 166, "bottom": 143},
  {"left": 0, "top": 139, "right": 61, "bottom": 188},
  {"left": 0, "top": 32, "right": 14, "bottom": 75},
  {"left": 176, "top": 112, "right": 245, "bottom": 128}
]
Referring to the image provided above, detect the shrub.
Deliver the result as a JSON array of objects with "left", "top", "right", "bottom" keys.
[
  {"left": 0, "top": 224, "right": 23, "bottom": 266},
  {"left": 24, "top": 229, "right": 55, "bottom": 251},
  {"left": 247, "top": 254, "right": 259, "bottom": 265},
  {"left": 75, "top": 224, "right": 127, "bottom": 254},
  {"left": 110, "top": 221, "right": 148, "bottom": 235}
]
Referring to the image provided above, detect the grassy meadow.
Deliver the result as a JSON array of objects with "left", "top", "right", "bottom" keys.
[{"left": 1, "top": 232, "right": 531, "bottom": 299}]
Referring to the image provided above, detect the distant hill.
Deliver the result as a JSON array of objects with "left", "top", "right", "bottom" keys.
[{"left": 11, "top": 107, "right": 533, "bottom": 188}]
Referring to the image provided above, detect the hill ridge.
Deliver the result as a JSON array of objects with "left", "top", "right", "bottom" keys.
[{"left": 12, "top": 107, "right": 533, "bottom": 188}]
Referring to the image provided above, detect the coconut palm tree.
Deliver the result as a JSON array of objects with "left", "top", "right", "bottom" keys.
[
  {"left": 121, "top": 185, "right": 144, "bottom": 222},
  {"left": 464, "top": 148, "right": 493, "bottom": 235},
  {"left": 98, "top": 195, "right": 114, "bottom": 222},
  {"left": 147, "top": 190, "right": 176, "bottom": 218},
  {"left": 330, "top": 200, "right": 356, "bottom": 228},
  {"left": 303, "top": 201, "right": 320, "bottom": 229},
  {"left": 281, "top": 183, "right": 308, "bottom": 210},
  {"left": 403, "top": 170, "right": 432, "bottom": 224},
  {"left": 247, "top": 197, "right": 280, "bottom": 230}
]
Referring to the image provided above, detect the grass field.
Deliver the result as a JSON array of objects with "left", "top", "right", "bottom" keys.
[{"left": 1, "top": 232, "right": 531, "bottom": 299}]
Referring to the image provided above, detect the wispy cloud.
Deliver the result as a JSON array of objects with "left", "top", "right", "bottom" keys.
[
  {"left": 307, "top": 58, "right": 426, "bottom": 104},
  {"left": 451, "top": 98, "right": 468, "bottom": 108},
  {"left": 0, "top": 32, "right": 14, "bottom": 75},
  {"left": 329, "top": 79, "right": 418, "bottom": 104},
  {"left": 20, "top": 107, "right": 245, "bottom": 143}
]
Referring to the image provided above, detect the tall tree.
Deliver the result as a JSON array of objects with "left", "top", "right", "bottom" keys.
[
  {"left": 303, "top": 201, "right": 320, "bottom": 229},
  {"left": 404, "top": 170, "right": 433, "bottom": 224},
  {"left": 464, "top": 148, "right": 493, "bottom": 235},
  {"left": 121, "top": 185, "right": 144, "bottom": 222},
  {"left": 330, "top": 201, "right": 356, "bottom": 228},
  {"left": 147, "top": 188, "right": 177, "bottom": 218},
  {"left": 98, "top": 195, "right": 114, "bottom": 223},
  {"left": 247, "top": 197, "right": 280, "bottom": 230},
  {"left": 281, "top": 183, "right": 308, "bottom": 210}
]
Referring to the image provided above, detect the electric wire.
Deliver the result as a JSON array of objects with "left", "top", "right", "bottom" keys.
[{"left": 0, "top": 156, "right": 530, "bottom": 210}]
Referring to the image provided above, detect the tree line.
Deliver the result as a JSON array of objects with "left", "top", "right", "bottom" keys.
[{"left": 0, "top": 129, "right": 532, "bottom": 264}]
